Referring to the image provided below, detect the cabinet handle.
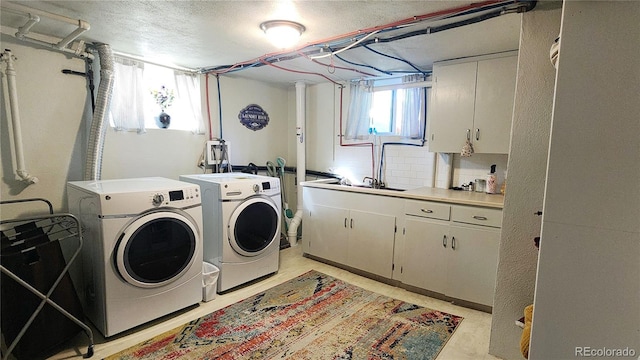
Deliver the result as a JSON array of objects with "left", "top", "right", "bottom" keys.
[
  {"left": 350, "top": 218, "right": 353, "bottom": 229},
  {"left": 473, "top": 215, "right": 488, "bottom": 221},
  {"left": 451, "top": 236, "right": 456, "bottom": 250},
  {"left": 475, "top": 128, "right": 480, "bottom": 141},
  {"left": 442, "top": 235, "right": 447, "bottom": 248},
  {"left": 344, "top": 218, "right": 347, "bottom": 228},
  {"left": 420, "top": 208, "right": 433, "bottom": 214},
  {"left": 466, "top": 128, "right": 471, "bottom": 141}
]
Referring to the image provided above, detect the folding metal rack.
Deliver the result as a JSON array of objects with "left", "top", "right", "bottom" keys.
[{"left": 0, "top": 198, "right": 94, "bottom": 359}]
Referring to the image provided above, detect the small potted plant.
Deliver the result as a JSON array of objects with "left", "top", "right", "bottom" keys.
[{"left": 151, "top": 85, "right": 175, "bottom": 128}]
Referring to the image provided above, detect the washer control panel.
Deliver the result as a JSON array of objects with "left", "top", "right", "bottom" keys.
[{"left": 219, "top": 178, "right": 280, "bottom": 199}]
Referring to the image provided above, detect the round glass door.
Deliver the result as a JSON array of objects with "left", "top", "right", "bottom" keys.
[
  {"left": 115, "top": 211, "right": 199, "bottom": 288},
  {"left": 228, "top": 196, "right": 279, "bottom": 257}
]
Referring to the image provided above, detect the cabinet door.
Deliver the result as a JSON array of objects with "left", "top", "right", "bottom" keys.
[
  {"left": 428, "top": 61, "right": 477, "bottom": 153},
  {"left": 403, "top": 218, "right": 449, "bottom": 295},
  {"left": 473, "top": 56, "right": 517, "bottom": 154},
  {"left": 446, "top": 225, "right": 500, "bottom": 306},
  {"left": 347, "top": 210, "right": 396, "bottom": 278},
  {"left": 303, "top": 204, "right": 349, "bottom": 264}
]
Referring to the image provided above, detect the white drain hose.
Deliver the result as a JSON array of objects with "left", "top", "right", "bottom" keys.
[{"left": 1, "top": 49, "right": 38, "bottom": 185}]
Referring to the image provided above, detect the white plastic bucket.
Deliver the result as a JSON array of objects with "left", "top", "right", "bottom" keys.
[{"left": 202, "top": 262, "right": 219, "bottom": 302}]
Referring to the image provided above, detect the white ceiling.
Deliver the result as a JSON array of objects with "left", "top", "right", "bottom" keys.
[{"left": 0, "top": 1, "right": 530, "bottom": 85}]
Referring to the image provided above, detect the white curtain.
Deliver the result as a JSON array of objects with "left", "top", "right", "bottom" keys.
[
  {"left": 399, "top": 87, "right": 426, "bottom": 139},
  {"left": 173, "top": 71, "right": 205, "bottom": 134},
  {"left": 345, "top": 80, "right": 373, "bottom": 140},
  {"left": 110, "top": 57, "right": 145, "bottom": 132}
]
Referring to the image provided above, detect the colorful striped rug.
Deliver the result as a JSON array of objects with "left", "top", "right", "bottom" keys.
[{"left": 106, "top": 270, "right": 462, "bottom": 360}]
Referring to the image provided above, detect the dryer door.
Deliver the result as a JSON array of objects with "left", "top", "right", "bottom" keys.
[
  {"left": 115, "top": 210, "right": 199, "bottom": 288},
  {"left": 228, "top": 196, "right": 279, "bottom": 257}
]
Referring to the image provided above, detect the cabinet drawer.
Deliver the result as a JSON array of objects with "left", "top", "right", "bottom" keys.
[
  {"left": 451, "top": 205, "right": 502, "bottom": 228},
  {"left": 405, "top": 200, "right": 450, "bottom": 220}
]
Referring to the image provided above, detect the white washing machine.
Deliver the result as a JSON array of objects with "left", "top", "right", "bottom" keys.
[
  {"left": 66, "top": 177, "right": 203, "bottom": 337},
  {"left": 179, "top": 173, "right": 280, "bottom": 292}
]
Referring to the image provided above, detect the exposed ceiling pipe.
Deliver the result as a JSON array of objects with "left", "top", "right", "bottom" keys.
[
  {"left": 205, "top": 0, "right": 536, "bottom": 77},
  {"left": 287, "top": 81, "right": 307, "bottom": 246},
  {"left": 15, "top": 13, "right": 39, "bottom": 37},
  {"left": 1, "top": 49, "right": 39, "bottom": 185},
  {"left": 84, "top": 43, "right": 114, "bottom": 181},
  {"left": 1, "top": 2, "right": 93, "bottom": 59}
]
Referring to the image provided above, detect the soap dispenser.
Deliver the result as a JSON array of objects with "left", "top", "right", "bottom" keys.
[{"left": 486, "top": 164, "right": 497, "bottom": 194}]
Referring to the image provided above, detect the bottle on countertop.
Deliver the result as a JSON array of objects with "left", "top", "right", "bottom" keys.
[{"left": 486, "top": 164, "right": 497, "bottom": 194}]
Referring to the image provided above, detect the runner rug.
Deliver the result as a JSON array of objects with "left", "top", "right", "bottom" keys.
[{"left": 106, "top": 270, "right": 463, "bottom": 360}]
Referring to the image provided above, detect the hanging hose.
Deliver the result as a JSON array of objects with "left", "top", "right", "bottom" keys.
[
  {"left": 277, "top": 157, "right": 294, "bottom": 224},
  {"left": 84, "top": 43, "right": 114, "bottom": 181}
]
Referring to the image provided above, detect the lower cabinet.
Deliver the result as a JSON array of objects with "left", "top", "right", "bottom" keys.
[
  {"left": 302, "top": 204, "right": 349, "bottom": 265},
  {"left": 403, "top": 218, "right": 449, "bottom": 295},
  {"left": 301, "top": 187, "right": 502, "bottom": 309},
  {"left": 402, "top": 201, "right": 501, "bottom": 307},
  {"left": 302, "top": 188, "right": 398, "bottom": 279},
  {"left": 346, "top": 209, "right": 396, "bottom": 278}
]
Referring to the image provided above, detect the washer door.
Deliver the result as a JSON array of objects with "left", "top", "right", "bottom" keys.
[
  {"left": 115, "top": 210, "right": 199, "bottom": 288},
  {"left": 228, "top": 196, "right": 279, "bottom": 257}
]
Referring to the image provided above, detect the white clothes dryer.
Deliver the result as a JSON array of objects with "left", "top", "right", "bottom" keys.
[
  {"left": 179, "top": 173, "right": 280, "bottom": 292},
  {"left": 66, "top": 177, "right": 203, "bottom": 337}
]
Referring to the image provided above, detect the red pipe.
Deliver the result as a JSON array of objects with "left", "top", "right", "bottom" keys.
[{"left": 205, "top": 0, "right": 512, "bottom": 76}]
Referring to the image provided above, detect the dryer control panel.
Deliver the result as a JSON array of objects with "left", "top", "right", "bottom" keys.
[{"left": 149, "top": 186, "right": 200, "bottom": 207}]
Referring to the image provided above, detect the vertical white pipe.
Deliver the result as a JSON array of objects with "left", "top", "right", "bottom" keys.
[
  {"left": 287, "top": 81, "right": 306, "bottom": 246},
  {"left": 1, "top": 49, "right": 38, "bottom": 184}
]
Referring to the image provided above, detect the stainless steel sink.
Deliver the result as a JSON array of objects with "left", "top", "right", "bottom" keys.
[{"left": 344, "top": 184, "right": 406, "bottom": 192}]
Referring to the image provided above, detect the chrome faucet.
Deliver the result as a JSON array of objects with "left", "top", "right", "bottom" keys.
[{"left": 362, "top": 177, "right": 384, "bottom": 189}]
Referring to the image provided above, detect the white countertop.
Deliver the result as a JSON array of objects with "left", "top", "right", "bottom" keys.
[{"left": 301, "top": 178, "right": 504, "bottom": 209}]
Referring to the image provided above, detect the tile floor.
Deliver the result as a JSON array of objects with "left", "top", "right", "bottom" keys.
[{"left": 47, "top": 245, "right": 501, "bottom": 360}]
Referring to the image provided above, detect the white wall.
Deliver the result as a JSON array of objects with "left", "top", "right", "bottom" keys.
[
  {"left": 489, "top": 6, "right": 561, "bottom": 360},
  {"left": 102, "top": 75, "right": 291, "bottom": 179},
  {"left": 0, "top": 37, "right": 88, "bottom": 218},
  {"left": 208, "top": 75, "right": 291, "bottom": 167},
  {"left": 530, "top": 2, "right": 640, "bottom": 358},
  {"left": 101, "top": 127, "right": 206, "bottom": 179},
  {"left": 0, "top": 37, "right": 293, "bottom": 219}
]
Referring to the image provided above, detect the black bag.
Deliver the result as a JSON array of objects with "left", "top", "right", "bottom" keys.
[{"left": 1, "top": 222, "right": 84, "bottom": 359}]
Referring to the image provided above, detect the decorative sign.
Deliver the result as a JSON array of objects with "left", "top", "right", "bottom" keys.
[{"left": 238, "top": 104, "right": 269, "bottom": 131}]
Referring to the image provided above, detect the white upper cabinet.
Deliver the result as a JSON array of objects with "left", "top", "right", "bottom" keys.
[{"left": 428, "top": 53, "right": 517, "bottom": 154}]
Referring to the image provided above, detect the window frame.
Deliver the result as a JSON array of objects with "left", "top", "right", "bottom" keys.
[{"left": 369, "top": 78, "right": 430, "bottom": 138}]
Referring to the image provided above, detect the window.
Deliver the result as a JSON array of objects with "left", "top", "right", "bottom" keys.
[
  {"left": 110, "top": 58, "right": 204, "bottom": 133},
  {"left": 370, "top": 90, "right": 394, "bottom": 134},
  {"left": 346, "top": 76, "right": 429, "bottom": 139}
]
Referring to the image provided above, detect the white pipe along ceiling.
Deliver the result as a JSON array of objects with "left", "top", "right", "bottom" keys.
[{"left": 2, "top": 1, "right": 93, "bottom": 60}]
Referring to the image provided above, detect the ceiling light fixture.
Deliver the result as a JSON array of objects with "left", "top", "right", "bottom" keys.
[{"left": 260, "top": 20, "right": 305, "bottom": 49}]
